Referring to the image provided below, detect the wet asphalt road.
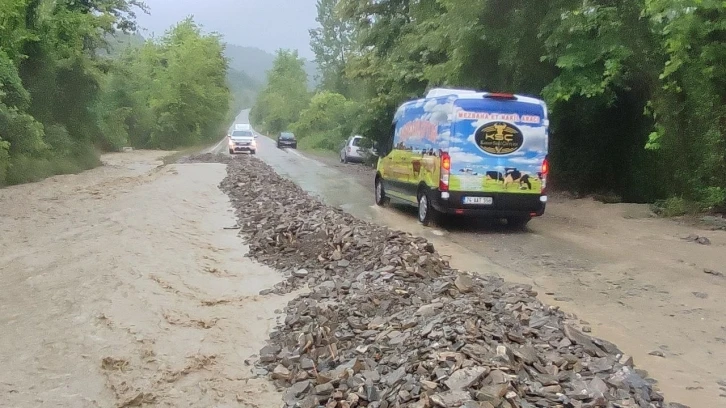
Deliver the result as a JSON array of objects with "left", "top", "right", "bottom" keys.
[{"left": 213, "top": 109, "right": 454, "bottom": 244}]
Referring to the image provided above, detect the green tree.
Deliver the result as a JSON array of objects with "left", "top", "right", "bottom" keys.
[
  {"left": 309, "top": 0, "right": 354, "bottom": 94},
  {"left": 291, "top": 91, "right": 360, "bottom": 150},
  {"left": 251, "top": 50, "right": 310, "bottom": 134},
  {"left": 644, "top": 1, "right": 726, "bottom": 208},
  {"left": 146, "top": 18, "right": 230, "bottom": 148}
]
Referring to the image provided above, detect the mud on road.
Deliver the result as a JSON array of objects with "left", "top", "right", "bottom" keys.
[{"left": 0, "top": 151, "right": 297, "bottom": 407}]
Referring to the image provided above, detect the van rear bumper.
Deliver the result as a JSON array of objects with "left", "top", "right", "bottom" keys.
[{"left": 431, "top": 191, "right": 546, "bottom": 217}]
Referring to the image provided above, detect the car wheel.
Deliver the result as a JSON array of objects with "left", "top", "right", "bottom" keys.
[
  {"left": 375, "top": 177, "right": 388, "bottom": 206},
  {"left": 228, "top": 149, "right": 234, "bottom": 154},
  {"left": 251, "top": 150, "right": 256, "bottom": 155},
  {"left": 343, "top": 153, "right": 348, "bottom": 164},
  {"left": 417, "top": 190, "right": 437, "bottom": 226},
  {"left": 507, "top": 216, "right": 531, "bottom": 230}
]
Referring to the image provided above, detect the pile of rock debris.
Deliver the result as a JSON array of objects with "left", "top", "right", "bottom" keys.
[{"left": 197, "top": 154, "right": 684, "bottom": 408}]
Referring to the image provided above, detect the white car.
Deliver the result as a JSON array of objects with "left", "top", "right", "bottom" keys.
[
  {"left": 228, "top": 129, "right": 257, "bottom": 154},
  {"left": 340, "top": 135, "right": 368, "bottom": 163}
]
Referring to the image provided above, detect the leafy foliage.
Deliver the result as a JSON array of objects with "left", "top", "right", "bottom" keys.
[
  {"left": 251, "top": 50, "right": 311, "bottom": 135},
  {"left": 309, "top": 0, "right": 354, "bottom": 93},
  {"left": 266, "top": 0, "right": 724, "bottom": 210},
  {"left": 292, "top": 91, "right": 361, "bottom": 150}
]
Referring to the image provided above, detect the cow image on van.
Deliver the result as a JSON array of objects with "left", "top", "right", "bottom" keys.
[
  {"left": 503, "top": 168, "right": 533, "bottom": 190},
  {"left": 374, "top": 88, "right": 549, "bottom": 228}
]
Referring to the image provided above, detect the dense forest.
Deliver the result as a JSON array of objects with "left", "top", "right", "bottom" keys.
[
  {"left": 252, "top": 0, "right": 726, "bottom": 213},
  {"left": 0, "top": 0, "right": 232, "bottom": 185}
]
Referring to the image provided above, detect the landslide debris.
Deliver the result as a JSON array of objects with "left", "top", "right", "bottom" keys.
[{"left": 191, "top": 153, "right": 679, "bottom": 408}]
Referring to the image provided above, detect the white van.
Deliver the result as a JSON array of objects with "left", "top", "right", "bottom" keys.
[{"left": 374, "top": 88, "right": 550, "bottom": 227}]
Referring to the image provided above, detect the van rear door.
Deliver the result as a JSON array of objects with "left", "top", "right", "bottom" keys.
[{"left": 448, "top": 96, "right": 548, "bottom": 202}]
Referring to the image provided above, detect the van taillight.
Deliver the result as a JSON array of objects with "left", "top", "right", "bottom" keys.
[
  {"left": 541, "top": 157, "right": 549, "bottom": 193},
  {"left": 541, "top": 158, "right": 549, "bottom": 175},
  {"left": 440, "top": 152, "right": 451, "bottom": 191}
]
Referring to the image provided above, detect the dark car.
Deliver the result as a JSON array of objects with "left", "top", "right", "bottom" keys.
[{"left": 277, "top": 132, "right": 297, "bottom": 149}]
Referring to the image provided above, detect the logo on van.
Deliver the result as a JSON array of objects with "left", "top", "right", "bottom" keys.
[{"left": 474, "top": 122, "right": 524, "bottom": 155}]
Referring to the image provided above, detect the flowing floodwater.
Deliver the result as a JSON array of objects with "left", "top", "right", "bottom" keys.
[{"left": 0, "top": 151, "right": 298, "bottom": 407}]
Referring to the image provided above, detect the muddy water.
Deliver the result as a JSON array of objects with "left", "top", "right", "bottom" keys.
[{"left": 0, "top": 152, "right": 296, "bottom": 407}]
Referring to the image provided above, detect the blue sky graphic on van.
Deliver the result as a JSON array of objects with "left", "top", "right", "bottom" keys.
[{"left": 393, "top": 94, "right": 548, "bottom": 193}]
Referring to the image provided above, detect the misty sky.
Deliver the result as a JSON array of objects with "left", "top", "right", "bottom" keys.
[{"left": 135, "top": 0, "right": 318, "bottom": 58}]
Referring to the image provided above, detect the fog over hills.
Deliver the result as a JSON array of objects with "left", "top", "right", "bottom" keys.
[
  {"left": 224, "top": 44, "right": 319, "bottom": 88},
  {"left": 100, "top": 33, "right": 318, "bottom": 109}
]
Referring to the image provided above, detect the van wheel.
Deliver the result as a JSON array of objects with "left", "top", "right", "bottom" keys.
[
  {"left": 507, "top": 216, "right": 531, "bottom": 230},
  {"left": 375, "top": 177, "right": 388, "bottom": 206},
  {"left": 417, "top": 190, "right": 437, "bottom": 226}
]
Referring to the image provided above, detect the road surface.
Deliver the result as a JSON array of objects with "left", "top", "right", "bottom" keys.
[{"left": 216, "top": 109, "right": 726, "bottom": 406}]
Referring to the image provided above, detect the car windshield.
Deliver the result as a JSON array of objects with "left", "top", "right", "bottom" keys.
[
  {"left": 281, "top": 133, "right": 294, "bottom": 140},
  {"left": 231, "top": 130, "right": 253, "bottom": 137}
]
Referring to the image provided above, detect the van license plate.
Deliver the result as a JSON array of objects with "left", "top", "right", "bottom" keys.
[{"left": 463, "top": 196, "right": 493, "bottom": 205}]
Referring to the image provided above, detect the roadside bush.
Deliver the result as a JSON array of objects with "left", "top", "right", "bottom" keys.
[
  {"left": 4, "top": 142, "right": 100, "bottom": 185},
  {"left": 651, "top": 197, "right": 703, "bottom": 217},
  {"left": 699, "top": 187, "right": 726, "bottom": 211},
  {"left": 292, "top": 91, "right": 361, "bottom": 150}
]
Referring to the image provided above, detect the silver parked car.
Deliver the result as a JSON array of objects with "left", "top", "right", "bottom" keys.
[{"left": 340, "top": 135, "right": 368, "bottom": 163}]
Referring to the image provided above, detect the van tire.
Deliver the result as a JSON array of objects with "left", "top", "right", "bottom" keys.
[
  {"left": 374, "top": 177, "right": 388, "bottom": 206},
  {"left": 417, "top": 190, "right": 437, "bottom": 226},
  {"left": 507, "top": 216, "right": 531, "bottom": 230}
]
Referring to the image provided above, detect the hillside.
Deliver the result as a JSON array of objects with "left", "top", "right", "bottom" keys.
[
  {"left": 98, "top": 32, "right": 145, "bottom": 57},
  {"left": 227, "top": 68, "right": 260, "bottom": 110},
  {"left": 96, "top": 34, "right": 317, "bottom": 109},
  {"left": 223, "top": 44, "right": 318, "bottom": 88}
]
